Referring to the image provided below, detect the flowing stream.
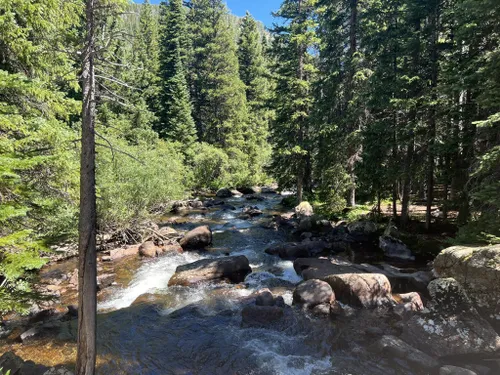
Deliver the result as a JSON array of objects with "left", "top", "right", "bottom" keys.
[{"left": 3, "top": 194, "right": 423, "bottom": 375}]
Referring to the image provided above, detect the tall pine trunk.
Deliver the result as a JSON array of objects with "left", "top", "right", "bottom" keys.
[
  {"left": 77, "top": 0, "right": 97, "bottom": 373},
  {"left": 425, "top": 1, "right": 440, "bottom": 231}
]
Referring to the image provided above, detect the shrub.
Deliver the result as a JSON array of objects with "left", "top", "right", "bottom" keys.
[{"left": 97, "top": 138, "right": 189, "bottom": 229}]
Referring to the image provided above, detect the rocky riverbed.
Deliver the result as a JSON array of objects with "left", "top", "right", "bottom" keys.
[{"left": 1, "top": 189, "right": 499, "bottom": 375}]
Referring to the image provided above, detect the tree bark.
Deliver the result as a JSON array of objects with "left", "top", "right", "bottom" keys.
[
  {"left": 77, "top": 0, "right": 97, "bottom": 374},
  {"left": 401, "top": 130, "right": 414, "bottom": 227}
]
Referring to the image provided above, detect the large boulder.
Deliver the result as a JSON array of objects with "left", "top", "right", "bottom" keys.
[
  {"left": 293, "top": 258, "right": 361, "bottom": 280},
  {"left": 215, "top": 188, "right": 233, "bottom": 198},
  {"left": 265, "top": 241, "right": 329, "bottom": 260},
  {"left": 370, "top": 335, "right": 439, "bottom": 371},
  {"left": 168, "top": 255, "right": 252, "bottom": 286},
  {"left": 402, "top": 278, "right": 500, "bottom": 357},
  {"left": 379, "top": 235, "right": 415, "bottom": 261},
  {"left": 323, "top": 273, "right": 393, "bottom": 308},
  {"left": 434, "top": 244, "right": 500, "bottom": 324},
  {"left": 293, "top": 279, "right": 335, "bottom": 309},
  {"left": 347, "top": 220, "right": 377, "bottom": 236},
  {"left": 294, "top": 201, "right": 314, "bottom": 218},
  {"left": 179, "top": 225, "right": 212, "bottom": 249}
]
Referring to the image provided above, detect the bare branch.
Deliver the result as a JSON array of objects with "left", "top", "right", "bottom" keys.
[{"left": 95, "top": 142, "right": 145, "bottom": 165}]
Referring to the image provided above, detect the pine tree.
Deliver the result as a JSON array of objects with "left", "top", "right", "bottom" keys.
[
  {"left": 188, "top": 0, "right": 248, "bottom": 150},
  {"left": 269, "top": 0, "right": 318, "bottom": 202},
  {"left": 157, "top": 0, "right": 197, "bottom": 147},
  {"left": 238, "top": 12, "right": 272, "bottom": 181}
]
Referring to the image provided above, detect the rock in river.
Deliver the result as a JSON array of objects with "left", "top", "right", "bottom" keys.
[
  {"left": 168, "top": 255, "right": 252, "bottom": 286},
  {"left": 379, "top": 235, "right": 414, "bottom": 261},
  {"left": 434, "top": 244, "right": 500, "bottom": 325},
  {"left": 370, "top": 335, "right": 439, "bottom": 371},
  {"left": 179, "top": 225, "right": 212, "bottom": 249},
  {"left": 293, "top": 279, "right": 335, "bottom": 309},
  {"left": 323, "top": 273, "right": 393, "bottom": 308},
  {"left": 215, "top": 187, "right": 233, "bottom": 198},
  {"left": 402, "top": 278, "right": 500, "bottom": 357}
]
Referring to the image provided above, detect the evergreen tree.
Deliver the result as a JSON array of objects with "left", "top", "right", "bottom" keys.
[
  {"left": 269, "top": 0, "right": 318, "bottom": 202},
  {"left": 238, "top": 12, "right": 272, "bottom": 181},
  {"left": 188, "top": 0, "right": 248, "bottom": 150},
  {"left": 157, "top": 0, "right": 197, "bottom": 147}
]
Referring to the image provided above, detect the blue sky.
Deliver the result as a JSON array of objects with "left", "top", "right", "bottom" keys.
[{"left": 143, "top": 1, "right": 282, "bottom": 27}]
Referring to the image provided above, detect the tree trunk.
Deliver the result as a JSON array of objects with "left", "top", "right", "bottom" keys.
[
  {"left": 77, "top": 0, "right": 97, "bottom": 374},
  {"left": 401, "top": 131, "right": 414, "bottom": 227},
  {"left": 297, "top": 174, "right": 303, "bottom": 203},
  {"left": 425, "top": 1, "right": 440, "bottom": 231}
]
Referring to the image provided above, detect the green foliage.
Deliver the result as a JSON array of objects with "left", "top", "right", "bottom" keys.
[
  {"left": 97, "top": 137, "right": 188, "bottom": 229},
  {"left": 269, "top": 0, "right": 318, "bottom": 197},
  {"left": 157, "top": 0, "right": 197, "bottom": 148},
  {"left": 191, "top": 143, "right": 230, "bottom": 190}
]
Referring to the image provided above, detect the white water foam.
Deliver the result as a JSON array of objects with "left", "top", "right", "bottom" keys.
[
  {"left": 277, "top": 260, "right": 303, "bottom": 284},
  {"left": 98, "top": 251, "right": 205, "bottom": 311},
  {"left": 244, "top": 334, "right": 332, "bottom": 375}
]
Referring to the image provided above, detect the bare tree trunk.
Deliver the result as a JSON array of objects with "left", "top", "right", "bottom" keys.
[{"left": 77, "top": 0, "right": 97, "bottom": 373}]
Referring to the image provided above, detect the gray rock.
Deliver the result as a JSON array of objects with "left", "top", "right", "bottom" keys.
[
  {"left": 434, "top": 244, "right": 500, "bottom": 325},
  {"left": 379, "top": 235, "right": 415, "bottom": 261},
  {"left": 293, "top": 279, "right": 335, "bottom": 309},
  {"left": 294, "top": 257, "right": 361, "bottom": 280},
  {"left": 168, "top": 255, "right": 252, "bottom": 286},
  {"left": 347, "top": 220, "right": 377, "bottom": 235},
  {"left": 402, "top": 278, "right": 500, "bottom": 357},
  {"left": 371, "top": 335, "right": 439, "bottom": 370}
]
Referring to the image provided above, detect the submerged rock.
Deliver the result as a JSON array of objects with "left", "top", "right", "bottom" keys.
[
  {"left": 434, "top": 244, "right": 500, "bottom": 325},
  {"left": 379, "top": 235, "right": 415, "bottom": 261},
  {"left": 402, "top": 278, "right": 500, "bottom": 357},
  {"left": 323, "top": 273, "right": 393, "bottom": 308},
  {"left": 168, "top": 255, "right": 252, "bottom": 286},
  {"left": 179, "top": 225, "right": 212, "bottom": 249}
]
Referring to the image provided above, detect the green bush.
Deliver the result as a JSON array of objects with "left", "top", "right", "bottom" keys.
[
  {"left": 191, "top": 143, "right": 231, "bottom": 190},
  {"left": 97, "top": 138, "right": 189, "bottom": 229}
]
